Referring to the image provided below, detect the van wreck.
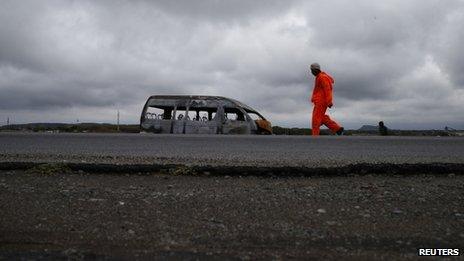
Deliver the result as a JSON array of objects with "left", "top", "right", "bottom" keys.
[{"left": 140, "top": 95, "right": 272, "bottom": 134}]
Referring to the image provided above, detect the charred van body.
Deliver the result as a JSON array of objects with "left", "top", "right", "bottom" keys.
[{"left": 140, "top": 95, "right": 272, "bottom": 134}]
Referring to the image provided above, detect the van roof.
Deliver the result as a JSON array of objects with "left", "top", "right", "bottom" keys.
[{"left": 147, "top": 95, "right": 256, "bottom": 112}]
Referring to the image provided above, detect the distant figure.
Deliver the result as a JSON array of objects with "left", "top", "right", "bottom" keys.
[
  {"left": 379, "top": 121, "right": 389, "bottom": 136},
  {"left": 309, "top": 63, "right": 344, "bottom": 136}
]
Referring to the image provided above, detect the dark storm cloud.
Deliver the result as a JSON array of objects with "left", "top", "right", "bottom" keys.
[
  {"left": 432, "top": 9, "right": 464, "bottom": 87},
  {"left": 145, "top": 0, "right": 300, "bottom": 23},
  {"left": 0, "top": 0, "right": 463, "bottom": 128},
  {"left": 304, "top": 1, "right": 464, "bottom": 99},
  {"left": 0, "top": 71, "right": 137, "bottom": 110},
  {"left": 0, "top": 2, "right": 52, "bottom": 72}
]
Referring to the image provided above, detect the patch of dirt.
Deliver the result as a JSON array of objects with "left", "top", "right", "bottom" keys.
[{"left": 0, "top": 170, "right": 463, "bottom": 259}]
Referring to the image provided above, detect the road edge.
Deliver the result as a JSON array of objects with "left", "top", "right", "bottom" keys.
[{"left": 0, "top": 162, "right": 463, "bottom": 176}]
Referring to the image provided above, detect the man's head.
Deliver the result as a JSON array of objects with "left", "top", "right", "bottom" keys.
[{"left": 310, "top": 63, "right": 321, "bottom": 76}]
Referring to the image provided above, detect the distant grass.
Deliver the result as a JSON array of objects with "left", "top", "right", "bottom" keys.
[
  {"left": 0, "top": 123, "right": 140, "bottom": 133},
  {"left": 26, "top": 163, "right": 72, "bottom": 175},
  {"left": 1, "top": 123, "right": 461, "bottom": 136},
  {"left": 169, "top": 166, "right": 198, "bottom": 176}
]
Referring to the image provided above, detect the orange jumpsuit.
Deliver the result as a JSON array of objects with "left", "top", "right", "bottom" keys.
[{"left": 310, "top": 72, "right": 341, "bottom": 136}]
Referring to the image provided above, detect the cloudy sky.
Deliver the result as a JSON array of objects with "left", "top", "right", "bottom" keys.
[{"left": 1, "top": 0, "right": 463, "bottom": 129}]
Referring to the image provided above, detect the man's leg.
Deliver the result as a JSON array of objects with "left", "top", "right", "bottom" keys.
[
  {"left": 312, "top": 104, "right": 325, "bottom": 136},
  {"left": 322, "top": 114, "right": 342, "bottom": 134}
]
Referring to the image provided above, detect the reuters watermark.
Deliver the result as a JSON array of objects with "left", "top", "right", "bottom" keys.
[{"left": 418, "top": 248, "right": 460, "bottom": 256}]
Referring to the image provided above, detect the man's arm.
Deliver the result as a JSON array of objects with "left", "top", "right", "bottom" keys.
[{"left": 322, "top": 77, "right": 333, "bottom": 107}]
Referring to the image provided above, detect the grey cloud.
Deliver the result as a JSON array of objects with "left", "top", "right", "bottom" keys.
[
  {"left": 432, "top": 8, "right": 464, "bottom": 87},
  {"left": 0, "top": 79, "right": 135, "bottom": 110},
  {"left": 0, "top": 0, "right": 463, "bottom": 129},
  {"left": 143, "top": 0, "right": 300, "bottom": 23},
  {"left": 0, "top": 2, "right": 52, "bottom": 71},
  {"left": 306, "top": 1, "right": 456, "bottom": 50}
]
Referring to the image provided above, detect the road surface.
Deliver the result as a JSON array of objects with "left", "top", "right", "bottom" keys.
[
  {"left": 1, "top": 133, "right": 463, "bottom": 168},
  {"left": 1, "top": 133, "right": 463, "bottom": 259}
]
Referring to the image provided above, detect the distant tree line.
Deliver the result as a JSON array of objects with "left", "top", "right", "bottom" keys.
[
  {"left": 271, "top": 126, "right": 459, "bottom": 136},
  {"left": 0, "top": 123, "right": 140, "bottom": 133},
  {"left": 0, "top": 123, "right": 460, "bottom": 136}
]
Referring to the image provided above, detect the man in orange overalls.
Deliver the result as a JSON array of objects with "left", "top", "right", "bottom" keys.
[{"left": 309, "top": 63, "right": 344, "bottom": 136}]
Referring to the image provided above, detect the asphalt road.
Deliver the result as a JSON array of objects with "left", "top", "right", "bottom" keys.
[
  {"left": 1, "top": 133, "right": 463, "bottom": 259},
  {"left": 1, "top": 133, "right": 464, "bottom": 168}
]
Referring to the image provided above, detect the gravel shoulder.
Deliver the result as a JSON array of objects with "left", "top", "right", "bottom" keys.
[{"left": 1, "top": 170, "right": 463, "bottom": 260}]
